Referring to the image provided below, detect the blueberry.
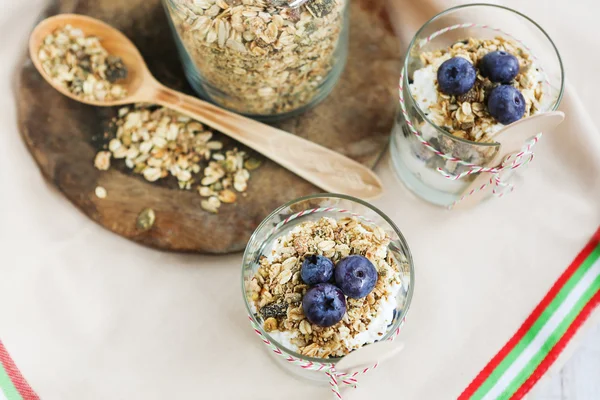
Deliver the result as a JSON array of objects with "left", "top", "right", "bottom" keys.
[
  {"left": 334, "top": 255, "right": 378, "bottom": 299},
  {"left": 301, "top": 255, "right": 334, "bottom": 285},
  {"left": 487, "top": 85, "right": 526, "bottom": 125},
  {"left": 479, "top": 51, "right": 520, "bottom": 84},
  {"left": 437, "top": 57, "right": 476, "bottom": 96},
  {"left": 302, "top": 283, "right": 347, "bottom": 327}
]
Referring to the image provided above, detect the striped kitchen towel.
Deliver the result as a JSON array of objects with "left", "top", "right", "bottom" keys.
[
  {"left": 1, "top": 228, "right": 599, "bottom": 400},
  {"left": 0, "top": 342, "right": 38, "bottom": 400},
  {"left": 460, "top": 228, "right": 600, "bottom": 400}
]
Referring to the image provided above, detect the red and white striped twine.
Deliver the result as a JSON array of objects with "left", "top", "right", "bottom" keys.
[
  {"left": 399, "top": 23, "right": 549, "bottom": 208},
  {"left": 249, "top": 316, "right": 404, "bottom": 399}
]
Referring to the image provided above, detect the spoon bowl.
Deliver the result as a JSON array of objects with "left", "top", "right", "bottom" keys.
[
  {"left": 29, "top": 14, "right": 150, "bottom": 106},
  {"left": 28, "top": 14, "right": 384, "bottom": 199}
]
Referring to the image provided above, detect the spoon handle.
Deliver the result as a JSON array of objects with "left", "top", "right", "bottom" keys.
[{"left": 150, "top": 83, "right": 384, "bottom": 199}]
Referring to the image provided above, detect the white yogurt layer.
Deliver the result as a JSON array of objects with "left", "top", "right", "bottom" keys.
[
  {"left": 268, "top": 330, "right": 298, "bottom": 352},
  {"left": 410, "top": 65, "right": 439, "bottom": 111},
  {"left": 344, "top": 281, "right": 401, "bottom": 348}
]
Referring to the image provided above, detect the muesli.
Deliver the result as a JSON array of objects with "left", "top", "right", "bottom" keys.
[
  {"left": 410, "top": 36, "right": 545, "bottom": 143},
  {"left": 94, "top": 105, "right": 261, "bottom": 213},
  {"left": 247, "top": 216, "right": 405, "bottom": 359},
  {"left": 38, "top": 25, "right": 128, "bottom": 101},
  {"left": 394, "top": 35, "right": 550, "bottom": 190},
  {"left": 166, "top": 0, "right": 346, "bottom": 115}
]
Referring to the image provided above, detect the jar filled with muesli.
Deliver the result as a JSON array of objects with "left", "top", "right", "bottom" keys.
[
  {"left": 390, "top": 4, "right": 565, "bottom": 207},
  {"left": 163, "top": 0, "right": 348, "bottom": 120}
]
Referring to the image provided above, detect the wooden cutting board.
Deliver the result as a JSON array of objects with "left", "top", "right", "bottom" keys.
[{"left": 16, "top": 0, "right": 401, "bottom": 254}]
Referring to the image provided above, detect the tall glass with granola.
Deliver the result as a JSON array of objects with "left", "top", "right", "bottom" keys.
[
  {"left": 242, "top": 195, "right": 414, "bottom": 381},
  {"left": 390, "top": 4, "right": 564, "bottom": 207},
  {"left": 163, "top": 0, "right": 348, "bottom": 120}
]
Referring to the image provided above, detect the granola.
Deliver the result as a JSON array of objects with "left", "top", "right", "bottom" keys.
[
  {"left": 93, "top": 105, "right": 260, "bottom": 213},
  {"left": 410, "top": 36, "right": 545, "bottom": 142},
  {"left": 247, "top": 216, "right": 406, "bottom": 359},
  {"left": 38, "top": 25, "right": 128, "bottom": 101},
  {"left": 94, "top": 186, "right": 107, "bottom": 199},
  {"left": 166, "top": 0, "right": 346, "bottom": 115},
  {"left": 136, "top": 208, "right": 156, "bottom": 230}
]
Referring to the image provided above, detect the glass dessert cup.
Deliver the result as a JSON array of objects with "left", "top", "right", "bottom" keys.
[
  {"left": 241, "top": 194, "right": 414, "bottom": 382},
  {"left": 390, "top": 4, "right": 565, "bottom": 207},
  {"left": 163, "top": 0, "right": 349, "bottom": 122}
]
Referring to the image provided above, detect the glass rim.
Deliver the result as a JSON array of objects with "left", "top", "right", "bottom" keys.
[
  {"left": 163, "top": 0, "right": 187, "bottom": 15},
  {"left": 403, "top": 2, "right": 566, "bottom": 148},
  {"left": 241, "top": 193, "right": 415, "bottom": 363}
]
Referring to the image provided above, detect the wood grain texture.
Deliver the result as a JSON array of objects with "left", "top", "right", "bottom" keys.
[{"left": 16, "top": 0, "right": 401, "bottom": 253}]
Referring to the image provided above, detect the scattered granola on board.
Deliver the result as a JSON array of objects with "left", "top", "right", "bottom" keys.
[{"left": 93, "top": 105, "right": 261, "bottom": 213}]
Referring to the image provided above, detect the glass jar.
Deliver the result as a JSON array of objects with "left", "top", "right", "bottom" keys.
[
  {"left": 390, "top": 4, "right": 565, "bottom": 207},
  {"left": 163, "top": 0, "right": 349, "bottom": 121},
  {"left": 241, "top": 194, "right": 414, "bottom": 382}
]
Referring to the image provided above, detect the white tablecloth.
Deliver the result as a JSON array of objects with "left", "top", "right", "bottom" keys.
[{"left": 1, "top": 0, "right": 599, "bottom": 399}]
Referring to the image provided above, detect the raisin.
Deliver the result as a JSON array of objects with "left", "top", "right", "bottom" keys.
[
  {"left": 260, "top": 302, "right": 288, "bottom": 319},
  {"left": 105, "top": 55, "right": 128, "bottom": 83},
  {"left": 457, "top": 87, "right": 479, "bottom": 103}
]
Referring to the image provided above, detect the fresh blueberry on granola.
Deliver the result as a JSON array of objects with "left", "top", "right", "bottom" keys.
[
  {"left": 301, "top": 255, "right": 335, "bottom": 285},
  {"left": 437, "top": 57, "right": 477, "bottom": 96},
  {"left": 409, "top": 37, "right": 545, "bottom": 143},
  {"left": 487, "top": 85, "right": 526, "bottom": 125},
  {"left": 479, "top": 51, "right": 520, "bottom": 84},
  {"left": 302, "top": 283, "right": 347, "bottom": 328},
  {"left": 335, "top": 255, "right": 378, "bottom": 299}
]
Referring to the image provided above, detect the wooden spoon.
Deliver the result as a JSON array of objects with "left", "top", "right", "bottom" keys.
[
  {"left": 452, "top": 111, "right": 565, "bottom": 209},
  {"left": 29, "top": 14, "right": 384, "bottom": 200}
]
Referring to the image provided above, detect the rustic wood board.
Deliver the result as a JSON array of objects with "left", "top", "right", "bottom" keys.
[{"left": 16, "top": 0, "right": 401, "bottom": 254}]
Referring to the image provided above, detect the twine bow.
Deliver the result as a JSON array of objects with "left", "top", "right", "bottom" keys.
[{"left": 438, "top": 134, "right": 540, "bottom": 207}]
